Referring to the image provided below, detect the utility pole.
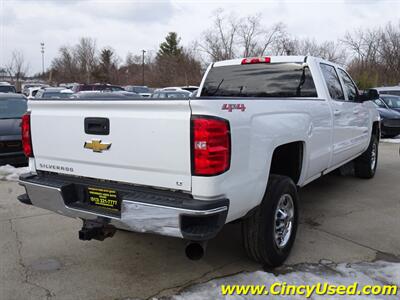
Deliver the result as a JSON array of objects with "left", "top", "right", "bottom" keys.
[
  {"left": 142, "top": 49, "right": 146, "bottom": 86},
  {"left": 40, "top": 42, "right": 45, "bottom": 75}
]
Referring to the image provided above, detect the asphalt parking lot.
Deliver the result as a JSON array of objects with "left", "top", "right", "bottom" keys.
[{"left": 0, "top": 142, "right": 399, "bottom": 300}]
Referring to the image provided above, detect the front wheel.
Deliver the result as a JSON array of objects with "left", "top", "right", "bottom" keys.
[
  {"left": 354, "top": 134, "right": 378, "bottom": 179},
  {"left": 242, "top": 175, "right": 298, "bottom": 267}
]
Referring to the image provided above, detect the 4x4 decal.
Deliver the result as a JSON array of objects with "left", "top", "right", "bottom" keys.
[{"left": 222, "top": 103, "right": 246, "bottom": 112}]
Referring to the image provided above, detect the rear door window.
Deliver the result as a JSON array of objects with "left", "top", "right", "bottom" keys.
[
  {"left": 320, "top": 63, "right": 345, "bottom": 100},
  {"left": 201, "top": 62, "right": 317, "bottom": 98}
]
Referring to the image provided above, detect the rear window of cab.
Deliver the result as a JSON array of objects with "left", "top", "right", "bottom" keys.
[{"left": 201, "top": 62, "right": 317, "bottom": 98}]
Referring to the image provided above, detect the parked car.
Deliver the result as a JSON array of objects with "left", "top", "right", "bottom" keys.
[
  {"left": 72, "top": 91, "right": 142, "bottom": 99},
  {"left": 35, "top": 87, "right": 74, "bottom": 99},
  {"left": 159, "top": 86, "right": 199, "bottom": 93},
  {"left": 23, "top": 87, "right": 41, "bottom": 99},
  {"left": 180, "top": 85, "right": 199, "bottom": 92},
  {"left": 71, "top": 84, "right": 125, "bottom": 93},
  {"left": 380, "top": 94, "right": 400, "bottom": 113},
  {"left": 369, "top": 86, "right": 400, "bottom": 97},
  {"left": 18, "top": 56, "right": 379, "bottom": 267},
  {"left": 152, "top": 90, "right": 191, "bottom": 99},
  {"left": 22, "top": 83, "right": 48, "bottom": 96},
  {"left": 0, "top": 82, "right": 17, "bottom": 93},
  {"left": 59, "top": 83, "right": 78, "bottom": 90},
  {"left": 372, "top": 98, "right": 400, "bottom": 138},
  {"left": 0, "top": 93, "right": 27, "bottom": 166},
  {"left": 124, "top": 86, "right": 152, "bottom": 97}
]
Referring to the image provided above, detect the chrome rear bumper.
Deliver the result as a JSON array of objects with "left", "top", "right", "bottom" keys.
[{"left": 19, "top": 173, "right": 228, "bottom": 240}]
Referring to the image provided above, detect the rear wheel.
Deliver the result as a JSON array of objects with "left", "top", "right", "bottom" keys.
[
  {"left": 354, "top": 134, "right": 378, "bottom": 179},
  {"left": 242, "top": 175, "right": 298, "bottom": 267}
]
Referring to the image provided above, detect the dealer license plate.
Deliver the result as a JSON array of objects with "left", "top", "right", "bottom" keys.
[{"left": 87, "top": 187, "right": 120, "bottom": 211}]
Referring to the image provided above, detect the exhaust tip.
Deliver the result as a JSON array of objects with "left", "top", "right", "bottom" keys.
[{"left": 185, "top": 242, "right": 206, "bottom": 260}]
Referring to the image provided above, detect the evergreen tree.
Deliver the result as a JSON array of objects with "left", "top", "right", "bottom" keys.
[
  {"left": 93, "top": 47, "right": 117, "bottom": 83},
  {"left": 157, "top": 32, "right": 183, "bottom": 58}
]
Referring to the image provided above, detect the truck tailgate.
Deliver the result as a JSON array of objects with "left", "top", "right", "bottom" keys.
[{"left": 29, "top": 100, "right": 192, "bottom": 191}]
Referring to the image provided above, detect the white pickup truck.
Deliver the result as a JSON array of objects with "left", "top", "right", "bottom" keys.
[{"left": 18, "top": 56, "right": 380, "bottom": 267}]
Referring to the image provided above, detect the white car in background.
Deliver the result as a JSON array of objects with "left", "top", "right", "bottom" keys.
[
  {"left": 24, "top": 87, "right": 41, "bottom": 99},
  {"left": 160, "top": 86, "right": 199, "bottom": 93},
  {"left": 22, "top": 83, "right": 49, "bottom": 96}
]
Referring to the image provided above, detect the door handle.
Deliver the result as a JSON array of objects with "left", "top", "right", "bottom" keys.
[
  {"left": 353, "top": 108, "right": 360, "bottom": 114},
  {"left": 333, "top": 109, "right": 341, "bottom": 116}
]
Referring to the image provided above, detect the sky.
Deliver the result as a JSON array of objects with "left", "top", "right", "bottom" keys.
[{"left": 0, "top": 0, "right": 399, "bottom": 75}]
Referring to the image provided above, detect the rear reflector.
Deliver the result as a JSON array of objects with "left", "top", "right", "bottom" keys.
[
  {"left": 191, "top": 116, "right": 230, "bottom": 176},
  {"left": 241, "top": 57, "right": 271, "bottom": 64},
  {"left": 21, "top": 112, "right": 33, "bottom": 157}
]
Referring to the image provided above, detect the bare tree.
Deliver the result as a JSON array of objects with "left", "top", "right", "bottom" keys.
[
  {"left": 199, "top": 10, "right": 286, "bottom": 62},
  {"left": 343, "top": 28, "right": 382, "bottom": 66},
  {"left": 52, "top": 46, "right": 79, "bottom": 82},
  {"left": 289, "top": 39, "right": 347, "bottom": 64},
  {"left": 199, "top": 9, "right": 239, "bottom": 61},
  {"left": 271, "top": 33, "right": 295, "bottom": 55},
  {"left": 238, "top": 14, "right": 261, "bottom": 57},
  {"left": 51, "top": 37, "right": 100, "bottom": 84},
  {"left": 75, "top": 37, "right": 97, "bottom": 82},
  {"left": 343, "top": 21, "right": 400, "bottom": 88},
  {"left": 6, "top": 50, "right": 29, "bottom": 86},
  {"left": 258, "top": 23, "right": 284, "bottom": 56},
  {"left": 380, "top": 22, "right": 400, "bottom": 80}
]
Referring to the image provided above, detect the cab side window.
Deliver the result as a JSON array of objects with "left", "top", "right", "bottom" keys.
[
  {"left": 338, "top": 69, "right": 358, "bottom": 101},
  {"left": 320, "top": 63, "right": 345, "bottom": 100}
]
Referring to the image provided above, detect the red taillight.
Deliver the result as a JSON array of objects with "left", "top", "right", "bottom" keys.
[
  {"left": 21, "top": 112, "right": 33, "bottom": 157},
  {"left": 191, "top": 116, "right": 230, "bottom": 176},
  {"left": 241, "top": 56, "right": 271, "bottom": 64}
]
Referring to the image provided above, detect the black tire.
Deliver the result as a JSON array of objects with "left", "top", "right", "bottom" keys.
[
  {"left": 242, "top": 174, "right": 298, "bottom": 267},
  {"left": 354, "top": 134, "right": 378, "bottom": 179}
]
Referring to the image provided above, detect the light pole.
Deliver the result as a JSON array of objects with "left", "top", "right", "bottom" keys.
[
  {"left": 40, "top": 42, "right": 45, "bottom": 75},
  {"left": 142, "top": 49, "right": 146, "bottom": 86}
]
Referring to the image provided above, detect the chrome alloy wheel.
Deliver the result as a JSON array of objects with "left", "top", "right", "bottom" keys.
[
  {"left": 274, "top": 194, "right": 294, "bottom": 249},
  {"left": 371, "top": 141, "right": 377, "bottom": 171}
]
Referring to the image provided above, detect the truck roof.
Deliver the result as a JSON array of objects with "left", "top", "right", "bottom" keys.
[
  {"left": 212, "top": 55, "right": 342, "bottom": 69},
  {"left": 213, "top": 56, "right": 308, "bottom": 67}
]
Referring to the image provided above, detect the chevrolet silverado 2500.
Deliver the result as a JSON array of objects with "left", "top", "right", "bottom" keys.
[{"left": 18, "top": 56, "right": 380, "bottom": 267}]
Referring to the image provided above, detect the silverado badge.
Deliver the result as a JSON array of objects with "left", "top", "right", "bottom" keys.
[{"left": 84, "top": 140, "right": 111, "bottom": 153}]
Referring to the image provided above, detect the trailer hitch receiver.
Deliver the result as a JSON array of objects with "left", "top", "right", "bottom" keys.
[{"left": 78, "top": 219, "right": 116, "bottom": 241}]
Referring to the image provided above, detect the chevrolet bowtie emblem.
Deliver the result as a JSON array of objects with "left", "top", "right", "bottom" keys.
[{"left": 84, "top": 140, "right": 111, "bottom": 153}]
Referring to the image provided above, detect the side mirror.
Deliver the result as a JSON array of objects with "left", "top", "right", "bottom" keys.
[
  {"left": 367, "top": 89, "right": 379, "bottom": 101},
  {"left": 357, "top": 90, "right": 379, "bottom": 102}
]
